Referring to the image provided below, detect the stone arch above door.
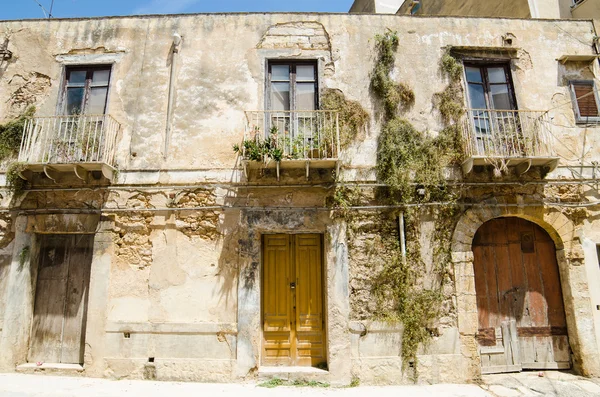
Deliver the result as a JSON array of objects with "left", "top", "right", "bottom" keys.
[{"left": 451, "top": 196, "right": 600, "bottom": 377}]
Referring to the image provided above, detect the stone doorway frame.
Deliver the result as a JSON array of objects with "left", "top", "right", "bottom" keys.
[
  {"left": 451, "top": 198, "right": 600, "bottom": 377},
  {"left": 234, "top": 210, "right": 351, "bottom": 384},
  {"left": 0, "top": 214, "right": 113, "bottom": 376}
]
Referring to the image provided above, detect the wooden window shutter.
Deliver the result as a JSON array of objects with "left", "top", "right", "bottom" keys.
[{"left": 572, "top": 83, "right": 599, "bottom": 118}]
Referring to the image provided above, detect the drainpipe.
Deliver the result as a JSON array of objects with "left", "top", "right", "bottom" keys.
[
  {"left": 164, "top": 33, "right": 182, "bottom": 159},
  {"left": 398, "top": 213, "right": 407, "bottom": 263}
]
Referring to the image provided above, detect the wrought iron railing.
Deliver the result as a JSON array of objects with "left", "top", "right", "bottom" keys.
[
  {"left": 19, "top": 114, "right": 121, "bottom": 166},
  {"left": 243, "top": 110, "right": 340, "bottom": 161},
  {"left": 461, "top": 109, "right": 554, "bottom": 158}
]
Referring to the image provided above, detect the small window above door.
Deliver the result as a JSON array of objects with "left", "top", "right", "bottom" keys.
[{"left": 62, "top": 66, "right": 112, "bottom": 115}]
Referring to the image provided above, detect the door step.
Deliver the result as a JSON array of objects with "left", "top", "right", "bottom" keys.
[
  {"left": 258, "top": 366, "right": 328, "bottom": 382},
  {"left": 17, "top": 363, "right": 84, "bottom": 375}
]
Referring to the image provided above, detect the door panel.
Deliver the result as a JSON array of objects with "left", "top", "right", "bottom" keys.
[
  {"left": 294, "top": 235, "right": 325, "bottom": 366},
  {"left": 262, "top": 234, "right": 325, "bottom": 367},
  {"left": 262, "top": 235, "right": 293, "bottom": 365},
  {"left": 473, "top": 218, "right": 570, "bottom": 374},
  {"left": 28, "top": 236, "right": 70, "bottom": 363},
  {"left": 60, "top": 235, "right": 93, "bottom": 364},
  {"left": 28, "top": 234, "right": 93, "bottom": 364}
]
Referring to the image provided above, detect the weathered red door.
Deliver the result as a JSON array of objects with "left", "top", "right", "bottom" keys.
[{"left": 473, "top": 218, "right": 570, "bottom": 374}]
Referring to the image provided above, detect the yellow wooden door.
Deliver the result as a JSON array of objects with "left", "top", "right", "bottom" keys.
[{"left": 262, "top": 234, "right": 325, "bottom": 367}]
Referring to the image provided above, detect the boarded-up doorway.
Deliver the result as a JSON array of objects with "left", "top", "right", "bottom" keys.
[
  {"left": 473, "top": 218, "right": 570, "bottom": 374},
  {"left": 262, "top": 234, "right": 326, "bottom": 367},
  {"left": 28, "top": 234, "right": 94, "bottom": 365}
]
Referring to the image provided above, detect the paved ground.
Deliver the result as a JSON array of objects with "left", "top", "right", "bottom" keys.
[
  {"left": 481, "top": 371, "right": 600, "bottom": 397},
  {"left": 0, "top": 372, "right": 598, "bottom": 397}
]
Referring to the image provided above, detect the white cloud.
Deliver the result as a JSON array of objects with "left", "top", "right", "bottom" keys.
[{"left": 133, "top": 0, "right": 202, "bottom": 15}]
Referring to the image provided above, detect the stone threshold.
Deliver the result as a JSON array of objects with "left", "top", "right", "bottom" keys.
[
  {"left": 258, "top": 366, "right": 329, "bottom": 381},
  {"left": 17, "top": 363, "right": 84, "bottom": 372}
]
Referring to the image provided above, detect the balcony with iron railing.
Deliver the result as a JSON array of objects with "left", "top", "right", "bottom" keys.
[
  {"left": 240, "top": 110, "right": 340, "bottom": 180},
  {"left": 18, "top": 114, "right": 121, "bottom": 182},
  {"left": 460, "top": 109, "right": 559, "bottom": 175}
]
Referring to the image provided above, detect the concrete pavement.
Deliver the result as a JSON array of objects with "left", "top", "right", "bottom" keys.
[{"left": 0, "top": 372, "right": 599, "bottom": 397}]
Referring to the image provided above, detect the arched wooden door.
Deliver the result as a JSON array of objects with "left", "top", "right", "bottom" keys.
[{"left": 472, "top": 217, "right": 570, "bottom": 374}]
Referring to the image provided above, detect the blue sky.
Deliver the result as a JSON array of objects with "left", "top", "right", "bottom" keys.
[{"left": 2, "top": 0, "right": 355, "bottom": 20}]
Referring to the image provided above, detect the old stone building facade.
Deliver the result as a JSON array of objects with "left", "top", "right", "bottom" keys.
[{"left": 0, "top": 10, "right": 599, "bottom": 385}]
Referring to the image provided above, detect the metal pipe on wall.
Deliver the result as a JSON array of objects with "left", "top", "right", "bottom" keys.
[{"left": 164, "top": 33, "right": 182, "bottom": 159}]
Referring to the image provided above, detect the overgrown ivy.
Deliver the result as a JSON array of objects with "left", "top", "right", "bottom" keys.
[
  {"left": 370, "top": 30, "right": 415, "bottom": 119},
  {"left": 434, "top": 53, "right": 465, "bottom": 125},
  {"left": 6, "top": 162, "right": 28, "bottom": 196},
  {"left": 327, "top": 34, "right": 466, "bottom": 380},
  {"left": 366, "top": 32, "right": 463, "bottom": 377},
  {"left": 320, "top": 88, "right": 369, "bottom": 148},
  {"left": 1, "top": 108, "right": 35, "bottom": 197},
  {"left": 0, "top": 107, "right": 35, "bottom": 162}
]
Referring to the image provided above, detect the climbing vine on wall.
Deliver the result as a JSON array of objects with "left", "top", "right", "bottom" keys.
[
  {"left": 368, "top": 32, "right": 462, "bottom": 376},
  {"left": 320, "top": 88, "right": 369, "bottom": 148},
  {"left": 328, "top": 32, "right": 466, "bottom": 378}
]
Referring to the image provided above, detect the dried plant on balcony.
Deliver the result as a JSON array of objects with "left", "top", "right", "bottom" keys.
[
  {"left": 0, "top": 107, "right": 35, "bottom": 162},
  {"left": 320, "top": 89, "right": 369, "bottom": 148}
]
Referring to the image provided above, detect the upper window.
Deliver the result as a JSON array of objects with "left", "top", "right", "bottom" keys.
[
  {"left": 569, "top": 80, "right": 600, "bottom": 123},
  {"left": 62, "top": 66, "right": 111, "bottom": 115},
  {"left": 465, "top": 63, "right": 516, "bottom": 111},
  {"left": 268, "top": 61, "right": 317, "bottom": 112}
]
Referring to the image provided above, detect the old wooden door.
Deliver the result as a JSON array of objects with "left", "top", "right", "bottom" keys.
[
  {"left": 473, "top": 218, "right": 570, "bottom": 374},
  {"left": 28, "top": 234, "right": 94, "bottom": 364},
  {"left": 262, "top": 234, "right": 326, "bottom": 367}
]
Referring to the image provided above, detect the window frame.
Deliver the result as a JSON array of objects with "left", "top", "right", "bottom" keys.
[
  {"left": 60, "top": 65, "right": 112, "bottom": 116},
  {"left": 463, "top": 62, "right": 518, "bottom": 111},
  {"left": 266, "top": 60, "right": 319, "bottom": 112},
  {"left": 569, "top": 80, "right": 600, "bottom": 124}
]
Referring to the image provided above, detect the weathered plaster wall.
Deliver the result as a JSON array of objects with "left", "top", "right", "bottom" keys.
[
  {"left": 0, "top": 14, "right": 598, "bottom": 175},
  {"left": 0, "top": 13, "right": 599, "bottom": 384}
]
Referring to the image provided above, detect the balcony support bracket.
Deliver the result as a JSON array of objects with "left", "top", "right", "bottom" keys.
[
  {"left": 101, "top": 164, "right": 114, "bottom": 181},
  {"left": 515, "top": 158, "right": 532, "bottom": 175},
  {"left": 18, "top": 169, "right": 33, "bottom": 181},
  {"left": 43, "top": 165, "right": 59, "bottom": 183},
  {"left": 73, "top": 165, "right": 89, "bottom": 182},
  {"left": 242, "top": 161, "right": 248, "bottom": 180},
  {"left": 306, "top": 161, "right": 310, "bottom": 180},
  {"left": 462, "top": 158, "right": 474, "bottom": 175},
  {"left": 546, "top": 159, "right": 559, "bottom": 173},
  {"left": 276, "top": 161, "right": 280, "bottom": 181}
]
